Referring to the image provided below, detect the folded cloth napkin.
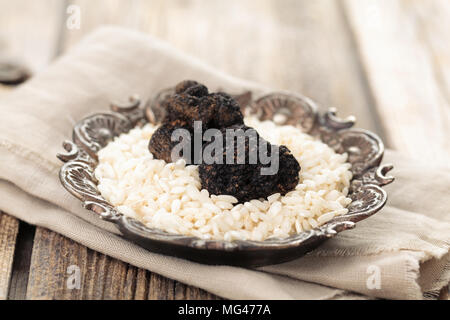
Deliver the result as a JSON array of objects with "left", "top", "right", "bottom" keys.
[{"left": 0, "top": 27, "right": 449, "bottom": 300}]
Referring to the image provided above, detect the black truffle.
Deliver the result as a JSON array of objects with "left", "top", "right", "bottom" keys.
[
  {"left": 200, "top": 92, "right": 244, "bottom": 128},
  {"left": 148, "top": 80, "right": 301, "bottom": 202},
  {"left": 198, "top": 124, "right": 300, "bottom": 203},
  {"left": 163, "top": 94, "right": 215, "bottom": 126},
  {"left": 148, "top": 120, "right": 193, "bottom": 164},
  {"left": 175, "top": 80, "right": 207, "bottom": 96},
  {"left": 150, "top": 81, "right": 245, "bottom": 163}
]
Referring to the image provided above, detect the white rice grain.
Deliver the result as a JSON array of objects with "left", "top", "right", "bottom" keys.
[{"left": 95, "top": 116, "right": 353, "bottom": 241}]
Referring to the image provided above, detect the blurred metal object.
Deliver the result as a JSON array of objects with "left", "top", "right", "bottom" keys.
[{"left": 0, "top": 58, "right": 30, "bottom": 86}]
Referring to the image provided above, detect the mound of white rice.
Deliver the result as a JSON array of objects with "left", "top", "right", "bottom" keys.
[{"left": 95, "top": 117, "right": 353, "bottom": 241}]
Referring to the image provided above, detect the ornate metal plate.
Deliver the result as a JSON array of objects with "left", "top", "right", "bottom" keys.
[{"left": 57, "top": 89, "right": 394, "bottom": 267}]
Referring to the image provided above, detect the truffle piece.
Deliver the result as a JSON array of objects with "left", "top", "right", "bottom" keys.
[
  {"left": 148, "top": 120, "right": 194, "bottom": 164},
  {"left": 200, "top": 92, "right": 244, "bottom": 128},
  {"left": 149, "top": 80, "right": 300, "bottom": 202},
  {"left": 274, "top": 145, "right": 302, "bottom": 195},
  {"left": 198, "top": 124, "right": 300, "bottom": 203},
  {"left": 175, "top": 80, "right": 206, "bottom": 95},
  {"left": 184, "top": 84, "right": 209, "bottom": 98},
  {"left": 163, "top": 94, "right": 215, "bottom": 126},
  {"left": 175, "top": 80, "right": 209, "bottom": 98},
  {"left": 162, "top": 92, "right": 243, "bottom": 131},
  {"left": 163, "top": 81, "right": 243, "bottom": 129}
]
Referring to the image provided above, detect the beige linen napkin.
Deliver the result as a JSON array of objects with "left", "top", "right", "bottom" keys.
[{"left": 0, "top": 27, "right": 449, "bottom": 300}]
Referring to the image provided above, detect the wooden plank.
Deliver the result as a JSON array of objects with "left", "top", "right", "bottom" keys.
[
  {"left": 343, "top": 0, "right": 450, "bottom": 296},
  {"left": 343, "top": 0, "right": 450, "bottom": 165},
  {"left": 26, "top": 227, "right": 143, "bottom": 299},
  {"left": 0, "top": 0, "right": 66, "bottom": 72},
  {"left": 61, "top": 0, "right": 382, "bottom": 137},
  {"left": 408, "top": 0, "right": 450, "bottom": 124},
  {"left": 0, "top": 77, "right": 18, "bottom": 301},
  {"left": 0, "top": 212, "right": 19, "bottom": 300},
  {"left": 6, "top": 221, "right": 35, "bottom": 300},
  {"left": 26, "top": 228, "right": 219, "bottom": 299},
  {"left": 0, "top": 0, "right": 68, "bottom": 300},
  {"left": 0, "top": 84, "right": 25, "bottom": 300}
]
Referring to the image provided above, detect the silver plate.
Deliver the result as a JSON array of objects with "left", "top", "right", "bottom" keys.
[{"left": 57, "top": 89, "right": 394, "bottom": 267}]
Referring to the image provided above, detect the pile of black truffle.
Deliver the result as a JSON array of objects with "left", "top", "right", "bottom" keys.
[{"left": 149, "top": 80, "right": 301, "bottom": 203}]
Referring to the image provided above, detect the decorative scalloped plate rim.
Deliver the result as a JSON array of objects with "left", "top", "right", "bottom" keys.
[{"left": 57, "top": 89, "right": 394, "bottom": 267}]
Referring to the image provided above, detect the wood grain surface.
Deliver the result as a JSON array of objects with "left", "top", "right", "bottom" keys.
[
  {"left": 0, "top": 0, "right": 448, "bottom": 300},
  {"left": 0, "top": 81, "right": 17, "bottom": 301},
  {"left": 344, "top": 0, "right": 450, "bottom": 165},
  {"left": 26, "top": 228, "right": 218, "bottom": 300},
  {"left": 62, "top": 0, "right": 383, "bottom": 136},
  {"left": 0, "top": 0, "right": 66, "bottom": 72},
  {"left": 0, "top": 212, "right": 19, "bottom": 300}
]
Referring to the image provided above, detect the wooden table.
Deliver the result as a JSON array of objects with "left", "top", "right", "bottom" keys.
[{"left": 0, "top": 0, "right": 448, "bottom": 300}]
